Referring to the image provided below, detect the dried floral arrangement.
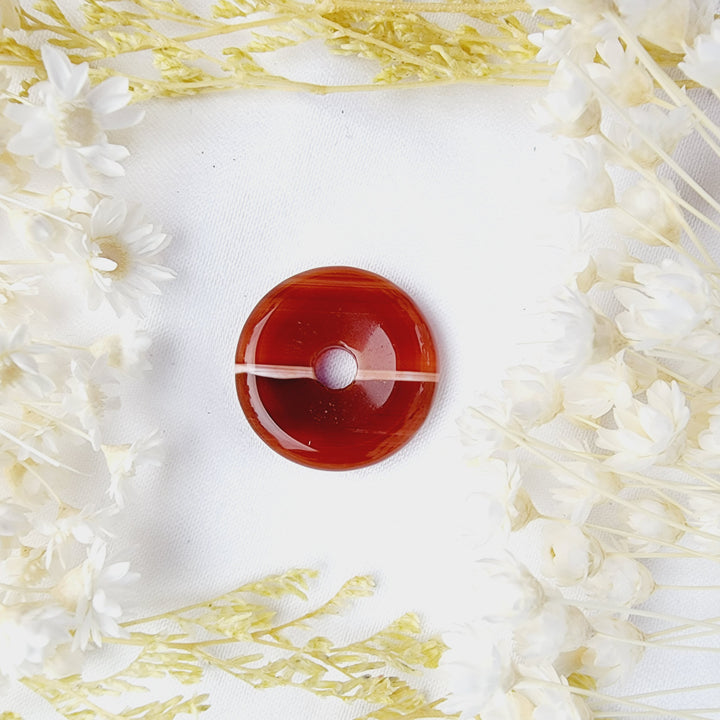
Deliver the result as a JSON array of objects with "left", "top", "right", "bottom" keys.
[{"left": 1, "top": 0, "right": 720, "bottom": 719}]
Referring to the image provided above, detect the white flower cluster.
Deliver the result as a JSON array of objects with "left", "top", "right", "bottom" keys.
[
  {"left": 445, "top": 3, "right": 720, "bottom": 719},
  {"left": 0, "top": 46, "right": 172, "bottom": 686}
]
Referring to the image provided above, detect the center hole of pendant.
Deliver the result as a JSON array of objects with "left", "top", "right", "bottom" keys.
[{"left": 314, "top": 347, "right": 358, "bottom": 390}]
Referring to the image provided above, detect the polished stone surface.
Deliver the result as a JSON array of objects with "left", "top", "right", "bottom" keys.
[{"left": 235, "top": 266, "right": 438, "bottom": 470}]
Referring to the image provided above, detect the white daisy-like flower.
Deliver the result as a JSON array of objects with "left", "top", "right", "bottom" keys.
[
  {"left": 596, "top": 380, "right": 690, "bottom": 471},
  {"left": 0, "top": 324, "right": 54, "bottom": 398},
  {"left": 63, "top": 355, "right": 121, "bottom": 449},
  {"left": 681, "top": 19, "right": 720, "bottom": 92},
  {"left": 0, "top": 500, "right": 29, "bottom": 557},
  {"left": 616, "top": 0, "right": 715, "bottom": 53},
  {"left": 51, "top": 539, "right": 137, "bottom": 649},
  {"left": 6, "top": 45, "right": 144, "bottom": 187},
  {"left": 101, "top": 430, "right": 164, "bottom": 507},
  {"left": 34, "top": 503, "right": 109, "bottom": 570},
  {"left": 440, "top": 621, "right": 515, "bottom": 719},
  {"left": 90, "top": 319, "right": 152, "bottom": 376},
  {"left": 0, "top": 604, "right": 70, "bottom": 682},
  {"left": 0, "top": 272, "right": 42, "bottom": 328},
  {"left": 74, "top": 197, "right": 175, "bottom": 315}
]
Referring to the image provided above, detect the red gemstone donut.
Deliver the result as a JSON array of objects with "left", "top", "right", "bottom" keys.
[{"left": 234, "top": 266, "right": 438, "bottom": 470}]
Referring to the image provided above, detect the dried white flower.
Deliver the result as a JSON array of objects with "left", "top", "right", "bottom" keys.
[
  {"left": 592, "top": 244, "right": 639, "bottom": 287},
  {"left": 6, "top": 45, "right": 144, "bottom": 187},
  {"left": 685, "top": 493, "right": 720, "bottom": 551},
  {"left": 616, "top": 0, "right": 715, "bottom": 53},
  {"left": 530, "top": 25, "right": 599, "bottom": 66},
  {"left": 535, "top": 64, "right": 601, "bottom": 138},
  {"left": 562, "top": 353, "right": 637, "bottom": 419},
  {"left": 476, "top": 689, "right": 536, "bottom": 720},
  {"left": 0, "top": 604, "right": 69, "bottom": 682},
  {"left": 596, "top": 381, "right": 690, "bottom": 471},
  {"left": 51, "top": 540, "right": 137, "bottom": 649},
  {"left": 464, "top": 458, "right": 536, "bottom": 541},
  {"left": 517, "top": 663, "right": 593, "bottom": 720},
  {"left": 502, "top": 365, "right": 563, "bottom": 429},
  {"left": 580, "top": 617, "right": 646, "bottom": 686},
  {"left": 458, "top": 398, "right": 521, "bottom": 457},
  {"left": 615, "top": 258, "right": 720, "bottom": 351},
  {"left": 90, "top": 320, "right": 152, "bottom": 375},
  {"left": 35, "top": 504, "right": 108, "bottom": 570},
  {"left": 687, "top": 405, "right": 720, "bottom": 469},
  {"left": 590, "top": 38, "right": 654, "bottom": 107},
  {"left": 441, "top": 621, "right": 515, "bottom": 719},
  {"left": 63, "top": 355, "right": 121, "bottom": 449},
  {"left": 681, "top": 19, "right": 720, "bottom": 92},
  {"left": 473, "top": 553, "right": 547, "bottom": 625},
  {"left": 514, "top": 599, "right": 590, "bottom": 666},
  {"left": 0, "top": 325, "right": 53, "bottom": 398},
  {"left": 543, "top": 287, "right": 623, "bottom": 375},
  {"left": 583, "top": 555, "right": 655, "bottom": 606},
  {"left": 540, "top": 522, "right": 604, "bottom": 585},
  {"left": 0, "top": 500, "right": 29, "bottom": 556},
  {"left": 556, "top": 140, "right": 616, "bottom": 213},
  {"left": 624, "top": 496, "right": 686, "bottom": 552},
  {"left": 606, "top": 106, "right": 693, "bottom": 170},
  {"left": 546, "top": 460, "right": 621, "bottom": 524},
  {"left": 616, "top": 178, "right": 684, "bottom": 246},
  {"left": 0, "top": 272, "right": 42, "bottom": 328},
  {"left": 102, "top": 430, "right": 164, "bottom": 507},
  {"left": 74, "top": 197, "right": 175, "bottom": 315}
]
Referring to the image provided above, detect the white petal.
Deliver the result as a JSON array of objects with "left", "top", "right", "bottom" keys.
[
  {"left": 86, "top": 152, "right": 126, "bottom": 178},
  {"left": 41, "top": 45, "right": 88, "bottom": 100},
  {"left": 86, "top": 76, "right": 132, "bottom": 114},
  {"left": 100, "top": 105, "right": 145, "bottom": 131},
  {"left": 92, "top": 198, "right": 127, "bottom": 237},
  {"left": 61, "top": 148, "right": 91, "bottom": 188},
  {"left": 91, "top": 257, "right": 118, "bottom": 272}
]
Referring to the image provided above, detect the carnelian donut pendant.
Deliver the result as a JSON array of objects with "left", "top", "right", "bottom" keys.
[{"left": 234, "top": 267, "right": 438, "bottom": 470}]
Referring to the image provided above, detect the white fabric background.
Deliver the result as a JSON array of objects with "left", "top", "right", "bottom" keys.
[{"left": 9, "top": 40, "right": 718, "bottom": 718}]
